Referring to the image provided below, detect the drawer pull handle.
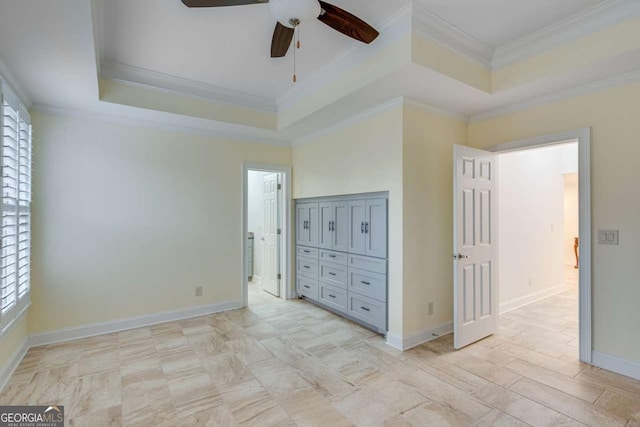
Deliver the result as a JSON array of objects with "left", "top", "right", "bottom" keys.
[
  {"left": 329, "top": 272, "right": 336, "bottom": 276},
  {"left": 360, "top": 306, "right": 370, "bottom": 312},
  {"left": 304, "top": 285, "right": 310, "bottom": 289},
  {"left": 329, "top": 255, "right": 336, "bottom": 258},
  {"left": 329, "top": 294, "right": 336, "bottom": 298},
  {"left": 361, "top": 281, "right": 371, "bottom": 285},
  {"left": 304, "top": 266, "right": 310, "bottom": 269},
  {"left": 304, "top": 250, "right": 310, "bottom": 253}
]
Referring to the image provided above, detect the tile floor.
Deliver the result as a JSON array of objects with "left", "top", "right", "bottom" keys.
[{"left": 1, "top": 269, "right": 639, "bottom": 426}]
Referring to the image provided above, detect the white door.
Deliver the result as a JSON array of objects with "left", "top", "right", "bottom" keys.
[
  {"left": 453, "top": 145, "right": 498, "bottom": 349},
  {"left": 262, "top": 173, "right": 280, "bottom": 297}
]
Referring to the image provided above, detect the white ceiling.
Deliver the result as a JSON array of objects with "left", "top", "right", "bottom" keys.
[
  {"left": 415, "top": 0, "right": 604, "bottom": 48},
  {"left": 0, "top": 0, "right": 636, "bottom": 145},
  {"left": 99, "top": 0, "right": 408, "bottom": 99}
]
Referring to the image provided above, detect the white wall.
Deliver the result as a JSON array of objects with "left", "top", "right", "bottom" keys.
[
  {"left": 247, "top": 170, "right": 269, "bottom": 280},
  {"left": 564, "top": 174, "right": 579, "bottom": 266},
  {"left": 498, "top": 143, "right": 578, "bottom": 310}
]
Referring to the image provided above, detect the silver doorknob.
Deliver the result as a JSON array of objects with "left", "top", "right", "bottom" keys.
[{"left": 453, "top": 253, "right": 470, "bottom": 259}]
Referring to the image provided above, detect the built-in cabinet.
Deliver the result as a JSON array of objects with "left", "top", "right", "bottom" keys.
[
  {"left": 295, "top": 193, "right": 388, "bottom": 334},
  {"left": 296, "top": 203, "right": 319, "bottom": 247}
]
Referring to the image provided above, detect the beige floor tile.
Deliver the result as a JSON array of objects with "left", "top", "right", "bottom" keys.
[
  {"left": 471, "top": 408, "right": 530, "bottom": 427},
  {"left": 509, "top": 378, "right": 626, "bottom": 426},
  {"left": 3, "top": 269, "right": 640, "bottom": 426},
  {"left": 69, "top": 405, "right": 123, "bottom": 427},
  {"left": 218, "top": 379, "right": 291, "bottom": 426}
]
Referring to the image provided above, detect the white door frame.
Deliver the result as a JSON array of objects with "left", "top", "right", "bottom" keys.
[
  {"left": 242, "top": 162, "right": 292, "bottom": 306},
  {"left": 488, "top": 127, "right": 592, "bottom": 364}
]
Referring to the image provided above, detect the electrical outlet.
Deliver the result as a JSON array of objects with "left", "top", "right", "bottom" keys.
[
  {"left": 428, "top": 302, "right": 434, "bottom": 315},
  {"left": 598, "top": 230, "right": 619, "bottom": 245},
  {"left": 195, "top": 286, "right": 203, "bottom": 297}
]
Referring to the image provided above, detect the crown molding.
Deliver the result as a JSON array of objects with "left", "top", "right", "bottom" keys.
[
  {"left": 100, "top": 62, "right": 278, "bottom": 113},
  {"left": 492, "top": 0, "right": 640, "bottom": 69},
  {"left": 411, "top": 0, "right": 493, "bottom": 68},
  {"left": 470, "top": 68, "right": 640, "bottom": 122},
  {"left": 403, "top": 97, "right": 469, "bottom": 122},
  {"left": 276, "top": 3, "right": 413, "bottom": 110},
  {"left": 32, "top": 103, "right": 292, "bottom": 146}
]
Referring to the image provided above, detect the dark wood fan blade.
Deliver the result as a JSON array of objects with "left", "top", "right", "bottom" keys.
[
  {"left": 181, "top": 0, "right": 266, "bottom": 7},
  {"left": 271, "top": 22, "right": 294, "bottom": 58},
  {"left": 317, "top": 1, "right": 379, "bottom": 44}
]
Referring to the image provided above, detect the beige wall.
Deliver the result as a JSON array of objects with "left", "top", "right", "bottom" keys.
[
  {"left": 402, "top": 106, "right": 468, "bottom": 336},
  {"left": 292, "top": 107, "right": 405, "bottom": 335},
  {"left": 0, "top": 315, "right": 28, "bottom": 376},
  {"left": 29, "top": 111, "right": 291, "bottom": 334},
  {"left": 469, "top": 81, "right": 640, "bottom": 362}
]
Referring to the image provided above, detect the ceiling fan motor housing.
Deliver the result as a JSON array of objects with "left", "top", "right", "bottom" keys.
[{"left": 269, "top": 0, "right": 321, "bottom": 28}]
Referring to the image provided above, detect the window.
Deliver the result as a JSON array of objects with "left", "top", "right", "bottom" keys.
[{"left": 0, "top": 80, "right": 31, "bottom": 334}]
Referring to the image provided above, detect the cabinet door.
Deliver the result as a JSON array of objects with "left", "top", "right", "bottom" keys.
[
  {"left": 348, "top": 200, "right": 366, "bottom": 255},
  {"left": 308, "top": 203, "right": 320, "bottom": 247},
  {"left": 332, "top": 201, "right": 348, "bottom": 252},
  {"left": 365, "top": 198, "right": 388, "bottom": 259},
  {"left": 318, "top": 202, "right": 333, "bottom": 250},
  {"left": 296, "top": 204, "right": 309, "bottom": 246}
]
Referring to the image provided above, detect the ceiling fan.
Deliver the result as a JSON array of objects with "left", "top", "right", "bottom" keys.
[{"left": 181, "top": 0, "right": 379, "bottom": 58}]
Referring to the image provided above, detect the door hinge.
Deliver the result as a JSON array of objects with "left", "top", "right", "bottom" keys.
[
  {"left": 277, "top": 183, "right": 282, "bottom": 190},
  {"left": 277, "top": 228, "right": 281, "bottom": 235},
  {"left": 277, "top": 273, "right": 282, "bottom": 280}
]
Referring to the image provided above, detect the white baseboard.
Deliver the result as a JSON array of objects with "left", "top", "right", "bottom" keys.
[
  {"left": 500, "top": 284, "right": 568, "bottom": 314},
  {"left": 28, "top": 300, "right": 242, "bottom": 347},
  {"left": 0, "top": 338, "right": 29, "bottom": 392},
  {"left": 386, "top": 322, "right": 453, "bottom": 351},
  {"left": 592, "top": 351, "right": 640, "bottom": 381}
]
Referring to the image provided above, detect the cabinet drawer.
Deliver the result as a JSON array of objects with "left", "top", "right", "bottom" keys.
[
  {"left": 348, "top": 254, "right": 387, "bottom": 274},
  {"left": 348, "top": 268, "right": 387, "bottom": 302},
  {"left": 297, "top": 276, "right": 319, "bottom": 301},
  {"left": 319, "top": 261, "right": 347, "bottom": 289},
  {"left": 348, "top": 293, "right": 386, "bottom": 331},
  {"left": 319, "top": 283, "right": 347, "bottom": 314},
  {"left": 319, "top": 249, "right": 347, "bottom": 266},
  {"left": 297, "top": 257, "right": 319, "bottom": 278},
  {"left": 297, "top": 246, "right": 318, "bottom": 259}
]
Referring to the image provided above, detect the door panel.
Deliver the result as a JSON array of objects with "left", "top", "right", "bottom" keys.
[
  {"left": 333, "top": 201, "right": 348, "bottom": 252},
  {"left": 318, "top": 202, "right": 333, "bottom": 250},
  {"left": 348, "top": 200, "right": 366, "bottom": 255},
  {"left": 262, "top": 173, "right": 280, "bottom": 297},
  {"left": 365, "top": 199, "right": 388, "bottom": 259},
  {"left": 453, "top": 145, "right": 498, "bottom": 349},
  {"left": 296, "top": 205, "right": 309, "bottom": 246},
  {"left": 308, "top": 204, "right": 319, "bottom": 247}
]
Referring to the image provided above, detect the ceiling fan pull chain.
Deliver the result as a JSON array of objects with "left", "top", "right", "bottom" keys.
[
  {"left": 293, "top": 24, "right": 298, "bottom": 83},
  {"left": 297, "top": 25, "right": 301, "bottom": 49}
]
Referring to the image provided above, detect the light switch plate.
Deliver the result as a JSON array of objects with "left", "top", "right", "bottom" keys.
[{"left": 598, "top": 230, "right": 619, "bottom": 245}]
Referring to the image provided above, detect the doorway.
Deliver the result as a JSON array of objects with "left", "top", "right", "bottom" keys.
[
  {"left": 453, "top": 128, "right": 592, "bottom": 363},
  {"left": 497, "top": 141, "right": 580, "bottom": 361},
  {"left": 242, "top": 163, "right": 292, "bottom": 306}
]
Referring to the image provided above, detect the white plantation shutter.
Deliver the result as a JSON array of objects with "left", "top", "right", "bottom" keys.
[{"left": 1, "top": 81, "right": 31, "bottom": 333}]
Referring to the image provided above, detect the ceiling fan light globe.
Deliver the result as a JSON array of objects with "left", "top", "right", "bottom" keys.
[{"left": 269, "top": 0, "right": 321, "bottom": 28}]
